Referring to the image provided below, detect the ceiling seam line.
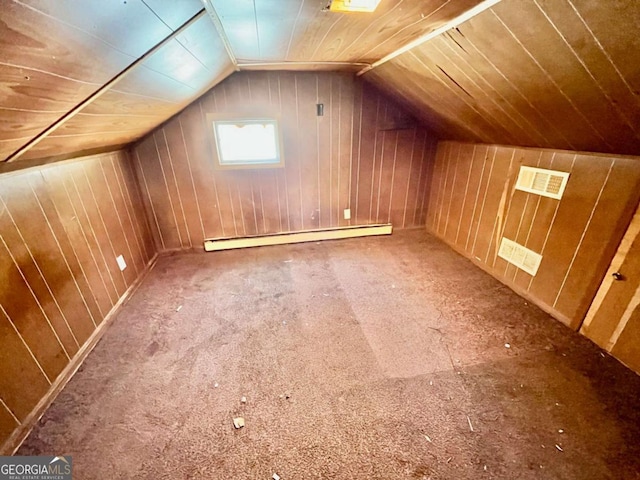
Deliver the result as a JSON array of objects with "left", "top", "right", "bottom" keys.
[
  {"left": 4, "top": 9, "right": 207, "bottom": 163},
  {"left": 200, "top": 0, "right": 239, "bottom": 71}
]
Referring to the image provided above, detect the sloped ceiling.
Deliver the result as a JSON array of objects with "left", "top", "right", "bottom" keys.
[
  {"left": 0, "top": 0, "right": 485, "bottom": 167},
  {"left": 366, "top": 0, "right": 640, "bottom": 155},
  {"left": 1, "top": 0, "right": 639, "bottom": 169},
  {"left": 1, "top": 0, "right": 234, "bottom": 164}
]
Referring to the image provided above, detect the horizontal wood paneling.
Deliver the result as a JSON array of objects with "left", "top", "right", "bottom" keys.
[
  {"left": 426, "top": 140, "right": 640, "bottom": 329},
  {"left": 133, "top": 71, "right": 437, "bottom": 250},
  {"left": 367, "top": 0, "right": 640, "bottom": 156},
  {"left": 0, "top": 150, "right": 155, "bottom": 448}
]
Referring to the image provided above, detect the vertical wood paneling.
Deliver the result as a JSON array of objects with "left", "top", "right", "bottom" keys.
[
  {"left": 427, "top": 140, "right": 640, "bottom": 329},
  {"left": 133, "top": 71, "right": 438, "bottom": 248},
  {"left": 0, "top": 150, "right": 155, "bottom": 449},
  {"left": 581, "top": 204, "right": 640, "bottom": 374}
]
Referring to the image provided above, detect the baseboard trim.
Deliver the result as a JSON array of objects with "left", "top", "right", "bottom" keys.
[
  {"left": 204, "top": 224, "right": 393, "bottom": 251},
  {"left": 1, "top": 253, "right": 159, "bottom": 455}
]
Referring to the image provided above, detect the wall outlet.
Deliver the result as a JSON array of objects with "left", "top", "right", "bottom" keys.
[
  {"left": 116, "top": 255, "right": 127, "bottom": 271},
  {"left": 343, "top": 208, "right": 351, "bottom": 220}
]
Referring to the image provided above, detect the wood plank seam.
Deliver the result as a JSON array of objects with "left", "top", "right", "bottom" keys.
[
  {"left": 178, "top": 117, "right": 207, "bottom": 240},
  {"left": 46, "top": 173, "right": 105, "bottom": 320},
  {"left": 490, "top": 10, "right": 613, "bottom": 150},
  {"left": 61, "top": 176, "right": 116, "bottom": 305},
  {"left": 553, "top": 159, "right": 615, "bottom": 309},
  {"left": 162, "top": 129, "right": 192, "bottom": 248},
  {"left": 111, "top": 156, "right": 146, "bottom": 269},
  {"left": 526, "top": 155, "right": 577, "bottom": 292},
  {"left": 461, "top": 36, "right": 576, "bottom": 149},
  {"left": 5, "top": 9, "right": 208, "bottom": 163},
  {"left": 0, "top": 203, "right": 74, "bottom": 359},
  {"left": 401, "top": 129, "right": 417, "bottom": 229},
  {"left": 532, "top": 0, "right": 640, "bottom": 140},
  {"left": 98, "top": 161, "right": 139, "bottom": 278},
  {"left": 471, "top": 146, "right": 497, "bottom": 257},
  {"left": 81, "top": 165, "right": 127, "bottom": 286},
  {"left": 135, "top": 150, "right": 165, "bottom": 250},
  {"left": 28, "top": 178, "right": 98, "bottom": 331}
]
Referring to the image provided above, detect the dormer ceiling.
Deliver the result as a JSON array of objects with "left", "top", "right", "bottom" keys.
[{"left": 1, "top": 0, "right": 639, "bottom": 169}]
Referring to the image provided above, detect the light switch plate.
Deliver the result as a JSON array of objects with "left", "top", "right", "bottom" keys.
[
  {"left": 116, "top": 255, "right": 127, "bottom": 271},
  {"left": 344, "top": 208, "right": 351, "bottom": 220}
]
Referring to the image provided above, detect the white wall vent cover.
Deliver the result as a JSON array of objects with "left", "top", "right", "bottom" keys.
[
  {"left": 498, "top": 237, "right": 543, "bottom": 276},
  {"left": 515, "top": 166, "right": 570, "bottom": 199}
]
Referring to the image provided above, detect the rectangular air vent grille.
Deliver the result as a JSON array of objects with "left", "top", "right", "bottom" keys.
[
  {"left": 498, "top": 237, "right": 542, "bottom": 276},
  {"left": 515, "top": 166, "right": 569, "bottom": 199}
]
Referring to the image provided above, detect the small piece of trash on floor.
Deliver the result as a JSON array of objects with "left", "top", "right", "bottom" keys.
[
  {"left": 233, "top": 417, "right": 245, "bottom": 429},
  {"left": 446, "top": 457, "right": 452, "bottom": 464},
  {"left": 555, "top": 444, "right": 563, "bottom": 452},
  {"left": 424, "top": 434, "right": 432, "bottom": 443},
  {"left": 272, "top": 474, "right": 281, "bottom": 480},
  {"left": 241, "top": 396, "right": 247, "bottom": 404},
  {"left": 505, "top": 343, "right": 511, "bottom": 349},
  {"left": 600, "top": 352, "right": 606, "bottom": 357},
  {"left": 429, "top": 381, "right": 433, "bottom": 386},
  {"left": 176, "top": 305, "right": 182, "bottom": 312},
  {"left": 214, "top": 383, "right": 219, "bottom": 388},
  {"left": 558, "top": 429, "right": 564, "bottom": 434},
  {"left": 467, "top": 415, "right": 474, "bottom": 432},
  {"left": 391, "top": 284, "right": 396, "bottom": 289},
  {"left": 323, "top": 293, "right": 329, "bottom": 297},
  {"left": 483, "top": 465, "right": 487, "bottom": 471}
]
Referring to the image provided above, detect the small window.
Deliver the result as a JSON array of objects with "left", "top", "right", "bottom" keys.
[{"left": 210, "top": 117, "right": 284, "bottom": 170}]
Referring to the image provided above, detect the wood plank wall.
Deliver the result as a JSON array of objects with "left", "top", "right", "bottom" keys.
[
  {"left": 426, "top": 141, "right": 640, "bottom": 329},
  {"left": 581, "top": 205, "right": 640, "bottom": 373},
  {"left": 133, "top": 71, "right": 437, "bottom": 250},
  {"left": 0, "top": 150, "right": 155, "bottom": 450}
]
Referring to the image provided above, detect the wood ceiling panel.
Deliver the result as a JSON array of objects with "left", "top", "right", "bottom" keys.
[
  {"left": 212, "top": 0, "right": 267, "bottom": 60},
  {"left": 367, "top": 61, "right": 485, "bottom": 142},
  {"left": 367, "top": 0, "right": 640, "bottom": 155},
  {"left": 0, "top": 0, "right": 187, "bottom": 162},
  {"left": 289, "top": 0, "right": 483, "bottom": 63},
  {"left": 79, "top": 90, "right": 182, "bottom": 117},
  {"left": 5, "top": 6, "right": 235, "bottom": 164},
  {"left": 17, "top": 0, "right": 173, "bottom": 57},
  {"left": 564, "top": 0, "right": 640, "bottom": 94},
  {"left": 19, "top": 128, "right": 151, "bottom": 161},
  {"left": 212, "top": 0, "right": 485, "bottom": 65},
  {"left": 140, "top": 0, "right": 204, "bottom": 30}
]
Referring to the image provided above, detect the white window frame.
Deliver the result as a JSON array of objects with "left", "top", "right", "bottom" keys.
[{"left": 208, "top": 115, "right": 285, "bottom": 170}]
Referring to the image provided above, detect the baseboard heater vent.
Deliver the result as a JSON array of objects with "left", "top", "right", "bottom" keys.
[
  {"left": 498, "top": 237, "right": 543, "bottom": 276},
  {"left": 515, "top": 166, "right": 570, "bottom": 200},
  {"left": 204, "top": 224, "right": 393, "bottom": 252}
]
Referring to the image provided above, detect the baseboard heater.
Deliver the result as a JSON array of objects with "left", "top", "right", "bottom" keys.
[{"left": 204, "top": 224, "right": 393, "bottom": 252}]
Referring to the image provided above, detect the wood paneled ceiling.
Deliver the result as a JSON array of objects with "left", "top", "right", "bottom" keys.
[
  {"left": 366, "top": 0, "right": 640, "bottom": 155},
  {"left": 1, "top": 0, "right": 639, "bottom": 167},
  {"left": 0, "top": 0, "right": 485, "bottom": 167}
]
